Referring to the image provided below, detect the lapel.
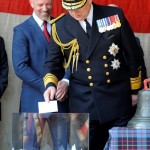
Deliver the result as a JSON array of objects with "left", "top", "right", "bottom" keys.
[
  {"left": 28, "top": 17, "right": 49, "bottom": 46},
  {"left": 86, "top": 4, "right": 104, "bottom": 59},
  {"left": 69, "top": 16, "right": 90, "bottom": 60},
  {"left": 71, "top": 16, "right": 89, "bottom": 43}
]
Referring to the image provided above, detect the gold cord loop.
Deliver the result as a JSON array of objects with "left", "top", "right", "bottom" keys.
[{"left": 52, "top": 23, "right": 79, "bottom": 72}]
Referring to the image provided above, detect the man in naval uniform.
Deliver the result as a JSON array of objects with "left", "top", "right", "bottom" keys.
[{"left": 43, "top": 0, "right": 144, "bottom": 149}]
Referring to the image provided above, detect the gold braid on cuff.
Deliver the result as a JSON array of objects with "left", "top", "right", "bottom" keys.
[
  {"left": 43, "top": 73, "right": 58, "bottom": 88},
  {"left": 130, "top": 71, "right": 142, "bottom": 90}
]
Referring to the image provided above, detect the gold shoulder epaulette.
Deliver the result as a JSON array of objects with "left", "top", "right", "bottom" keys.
[{"left": 50, "top": 13, "right": 65, "bottom": 24}]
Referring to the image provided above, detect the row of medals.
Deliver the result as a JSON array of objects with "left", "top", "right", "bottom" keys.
[{"left": 97, "top": 14, "right": 121, "bottom": 33}]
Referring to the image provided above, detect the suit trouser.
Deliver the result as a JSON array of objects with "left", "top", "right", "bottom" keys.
[
  {"left": 89, "top": 113, "right": 132, "bottom": 150},
  {"left": 22, "top": 113, "right": 69, "bottom": 150},
  {"left": 47, "top": 114, "right": 69, "bottom": 150}
]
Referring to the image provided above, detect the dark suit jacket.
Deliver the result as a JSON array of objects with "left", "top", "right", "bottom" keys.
[
  {"left": 12, "top": 16, "right": 69, "bottom": 113},
  {"left": 0, "top": 37, "right": 8, "bottom": 99},
  {"left": 44, "top": 4, "right": 143, "bottom": 123},
  {"left": 0, "top": 36, "right": 8, "bottom": 120}
]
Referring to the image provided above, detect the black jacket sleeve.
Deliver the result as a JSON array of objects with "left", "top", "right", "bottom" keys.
[{"left": 0, "top": 37, "right": 8, "bottom": 98}]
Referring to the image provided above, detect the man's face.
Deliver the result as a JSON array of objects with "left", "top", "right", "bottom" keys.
[
  {"left": 68, "top": 0, "right": 92, "bottom": 21},
  {"left": 30, "top": 0, "right": 52, "bottom": 20}
]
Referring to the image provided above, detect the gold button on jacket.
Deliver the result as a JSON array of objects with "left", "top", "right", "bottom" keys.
[
  {"left": 87, "top": 68, "right": 91, "bottom": 72},
  {"left": 88, "top": 76, "right": 92, "bottom": 80},
  {"left": 89, "top": 83, "right": 94, "bottom": 86},
  {"left": 86, "top": 60, "right": 90, "bottom": 64}
]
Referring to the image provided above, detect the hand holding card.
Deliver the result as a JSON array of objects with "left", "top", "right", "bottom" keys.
[{"left": 38, "top": 100, "right": 58, "bottom": 113}]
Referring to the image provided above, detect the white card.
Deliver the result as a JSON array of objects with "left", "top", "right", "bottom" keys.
[{"left": 38, "top": 100, "right": 58, "bottom": 113}]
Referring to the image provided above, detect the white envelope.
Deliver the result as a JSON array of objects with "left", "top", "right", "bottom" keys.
[{"left": 38, "top": 100, "right": 58, "bottom": 113}]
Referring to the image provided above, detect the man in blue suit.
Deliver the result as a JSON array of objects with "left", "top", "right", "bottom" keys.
[
  {"left": 43, "top": 0, "right": 145, "bottom": 149},
  {"left": 12, "top": 0, "right": 70, "bottom": 149},
  {"left": 12, "top": 0, "right": 69, "bottom": 113}
]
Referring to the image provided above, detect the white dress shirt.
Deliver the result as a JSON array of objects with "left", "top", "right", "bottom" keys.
[
  {"left": 32, "top": 12, "right": 51, "bottom": 34},
  {"left": 79, "top": 4, "right": 93, "bottom": 33}
]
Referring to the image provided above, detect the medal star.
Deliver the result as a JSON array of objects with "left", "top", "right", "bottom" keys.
[
  {"left": 108, "top": 43, "right": 120, "bottom": 57},
  {"left": 111, "top": 59, "right": 121, "bottom": 70}
]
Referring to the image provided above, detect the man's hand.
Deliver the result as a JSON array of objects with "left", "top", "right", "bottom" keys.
[
  {"left": 43, "top": 86, "right": 56, "bottom": 103},
  {"left": 55, "top": 80, "right": 69, "bottom": 101},
  {"left": 131, "top": 94, "right": 138, "bottom": 106}
]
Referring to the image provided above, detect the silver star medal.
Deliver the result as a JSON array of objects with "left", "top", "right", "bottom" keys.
[
  {"left": 108, "top": 43, "right": 120, "bottom": 57},
  {"left": 111, "top": 59, "right": 121, "bottom": 70}
]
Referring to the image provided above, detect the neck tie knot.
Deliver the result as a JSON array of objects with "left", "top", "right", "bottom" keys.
[{"left": 43, "top": 21, "right": 50, "bottom": 42}]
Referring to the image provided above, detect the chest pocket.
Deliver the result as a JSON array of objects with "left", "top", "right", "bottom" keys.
[{"left": 103, "top": 29, "right": 120, "bottom": 44}]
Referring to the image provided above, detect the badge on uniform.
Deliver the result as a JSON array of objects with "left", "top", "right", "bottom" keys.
[
  {"left": 111, "top": 58, "right": 120, "bottom": 70},
  {"left": 108, "top": 43, "right": 120, "bottom": 56},
  {"left": 108, "top": 43, "right": 121, "bottom": 70},
  {"left": 96, "top": 14, "right": 121, "bottom": 33}
]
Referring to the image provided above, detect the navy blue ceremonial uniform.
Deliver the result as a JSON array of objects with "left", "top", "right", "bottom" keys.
[
  {"left": 44, "top": 3, "right": 142, "bottom": 122},
  {"left": 44, "top": 3, "right": 143, "bottom": 149}
]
